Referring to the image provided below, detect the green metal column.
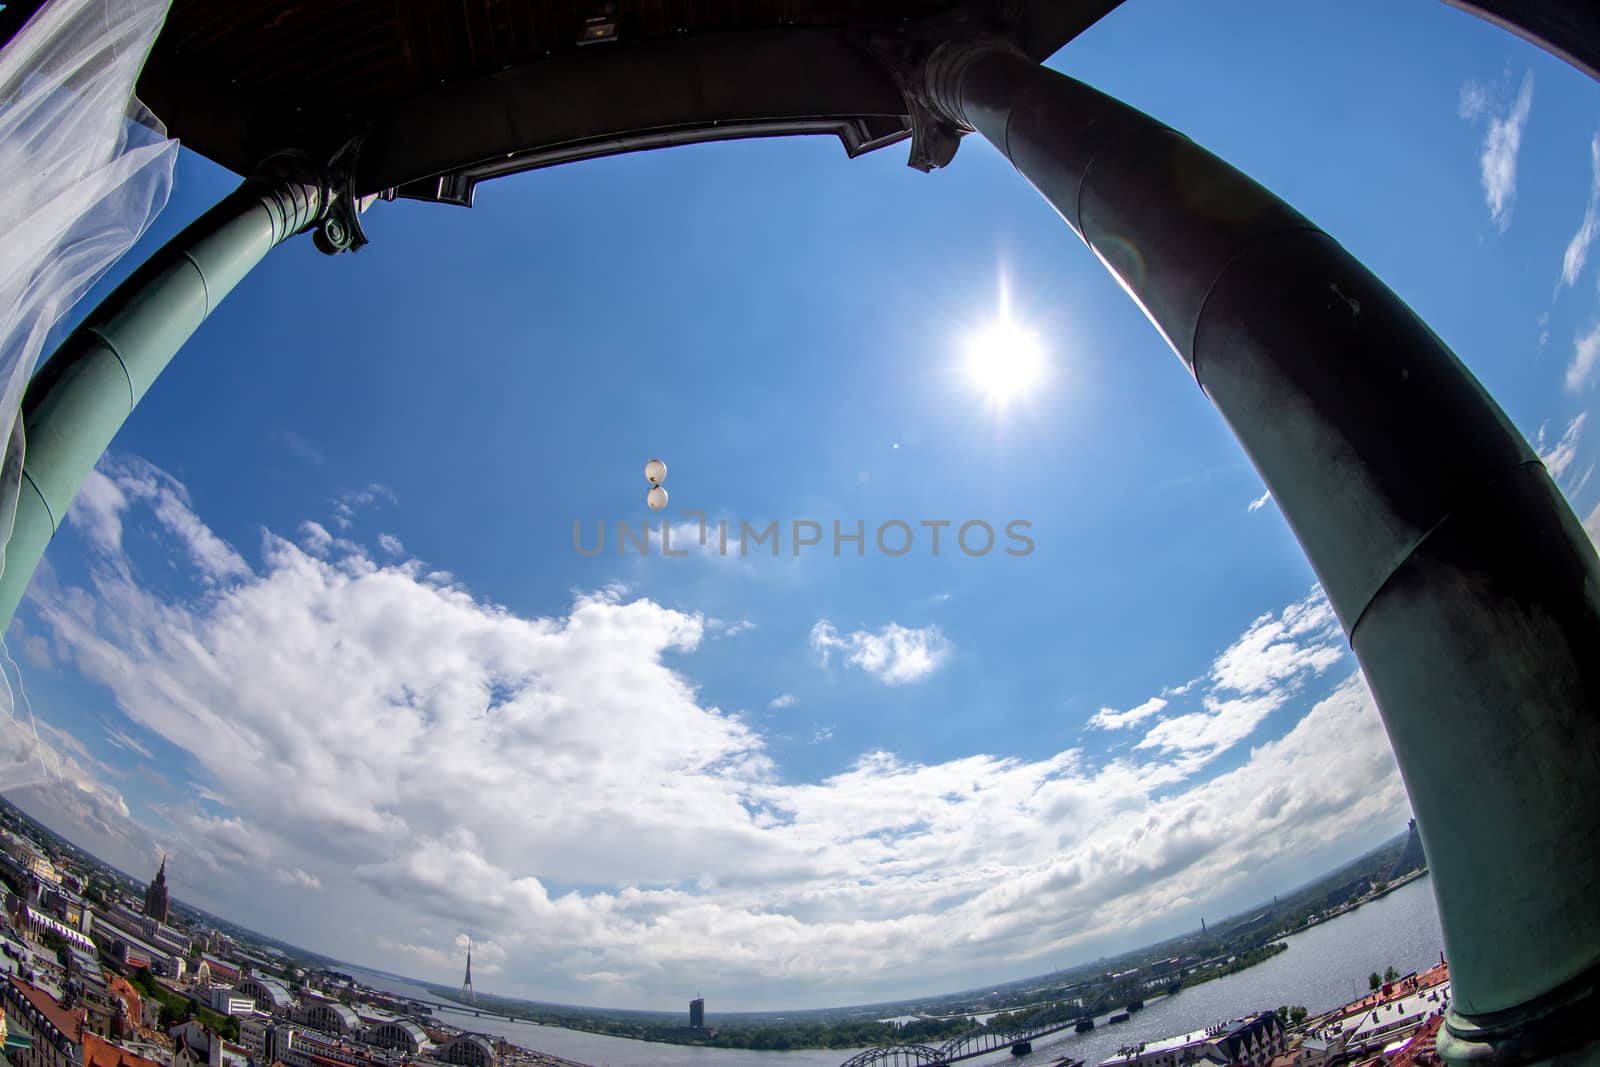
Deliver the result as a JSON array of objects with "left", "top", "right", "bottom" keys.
[
  {"left": 0, "top": 153, "right": 328, "bottom": 626},
  {"left": 921, "top": 40, "right": 1600, "bottom": 1066}
]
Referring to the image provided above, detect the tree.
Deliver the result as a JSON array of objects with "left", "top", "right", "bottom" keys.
[
  {"left": 1384, "top": 966, "right": 1400, "bottom": 983},
  {"left": 1290, "top": 1007, "right": 1309, "bottom": 1025},
  {"left": 1368, "top": 972, "right": 1382, "bottom": 990},
  {"left": 1275, "top": 1006, "right": 1289, "bottom": 1022}
]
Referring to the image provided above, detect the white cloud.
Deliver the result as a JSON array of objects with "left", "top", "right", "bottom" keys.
[
  {"left": 1561, "top": 134, "right": 1600, "bottom": 289},
  {"left": 708, "top": 617, "right": 756, "bottom": 638},
  {"left": 1247, "top": 491, "right": 1271, "bottom": 513},
  {"left": 1460, "top": 69, "right": 1535, "bottom": 231},
  {"left": 809, "top": 620, "right": 952, "bottom": 685},
  {"left": 18, "top": 456, "right": 1413, "bottom": 1008},
  {"left": 1133, "top": 590, "right": 1345, "bottom": 764},
  {"left": 299, "top": 522, "right": 334, "bottom": 556},
  {"left": 1089, "top": 697, "right": 1167, "bottom": 731},
  {"left": 1537, "top": 414, "right": 1586, "bottom": 478},
  {"left": 330, "top": 483, "right": 397, "bottom": 531},
  {"left": 768, "top": 694, "right": 798, "bottom": 709},
  {"left": 1567, "top": 323, "right": 1600, "bottom": 393},
  {"left": 377, "top": 533, "right": 405, "bottom": 557}
]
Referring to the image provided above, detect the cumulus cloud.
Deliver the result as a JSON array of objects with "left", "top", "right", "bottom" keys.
[
  {"left": 17, "top": 456, "right": 1413, "bottom": 1008},
  {"left": 377, "top": 533, "right": 405, "bottom": 557},
  {"left": 769, "top": 693, "right": 798, "bottom": 709},
  {"left": 1537, "top": 414, "right": 1586, "bottom": 478},
  {"left": 1567, "top": 323, "right": 1600, "bottom": 393},
  {"left": 810, "top": 620, "right": 952, "bottom": 685},
  {"left": 1460, "top": 69, "right": 1535, "bottom": 232}
]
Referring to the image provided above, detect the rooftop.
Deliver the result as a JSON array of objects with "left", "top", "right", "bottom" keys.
[
  {"left": 82, "top": 1034, "right": 167, "bottom": 1067},
  {"left": 11, "top": 977, "right": 86, "bottom": 1044}
]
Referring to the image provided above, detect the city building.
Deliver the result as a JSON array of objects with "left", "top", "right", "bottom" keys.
[
  {"left": 11, "top": 908, "right": 93, "bottom": 955},
  {"left": 197, "top": 956, "right": 241, "bottom": 985},
  {"left": 1332, "top": 983, "right": 1451, "bottom": 1054},
  {"left": 80, "top": 1033, "right": 165, "bottom": 1067},
  {"left": 140, "top": 861, "right": 168, "bottom": 926},
  {"left": 209, "top": 990, "right": 257, "bottom": 1017},
  {"left": 689, "top": 997, "right": 704, "bottom": 1029},
  {"left": 363, "top": 1019, "right": 429, "bottom": 1055},
  {"left": 295, "top": 1000, "right": 359, "bottom": 1037},
  {"left": 104, "top": 978, "right": 140, "bottom": 1041},
  {"left": 4, "top": 977, "right": 85, "bottom": 1067},
  {"left": 1101, "top": 1014, "right": 1286, "bottom": 1067},
  {"left": 435, "top": 1033, "right": 497, "bottom": 1067},
  {"left": 237, "top": 977, "right": 293, "bottom": 1016}
]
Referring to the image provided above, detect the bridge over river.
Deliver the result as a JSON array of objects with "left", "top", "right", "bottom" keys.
[{"left": 839, "top": 1014, "right": 1083, "bottom": 1066}]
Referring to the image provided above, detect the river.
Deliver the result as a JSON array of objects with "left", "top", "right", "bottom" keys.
[{"left": 341, "top": 875, "right": 1443, "bottom": 1067}]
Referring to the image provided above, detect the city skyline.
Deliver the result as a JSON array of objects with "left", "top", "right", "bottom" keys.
[{"left": 3, "top": 0, "right": 1599, "bottom": 1012}]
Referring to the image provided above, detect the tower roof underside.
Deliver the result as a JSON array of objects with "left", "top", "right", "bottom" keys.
[{"left": 117, "top": 1, "right": 1127, "bottom": 201}]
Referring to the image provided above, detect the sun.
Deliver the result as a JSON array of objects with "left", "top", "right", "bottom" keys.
[{"left": 962, "top": 315, "right": 1047, "bottom": 407}]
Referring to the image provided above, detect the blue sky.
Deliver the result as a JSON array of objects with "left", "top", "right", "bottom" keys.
[{"left": 4, "top": 0, "right": 1599, "bottom": 1011}]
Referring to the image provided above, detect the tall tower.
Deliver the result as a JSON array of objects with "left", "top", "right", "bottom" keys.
[
  {"left": 460, "top": 934, "right": 475, "bottom": 1004},
  {"left": 144, "top": 855, "right": 170, "bottom": 924}
]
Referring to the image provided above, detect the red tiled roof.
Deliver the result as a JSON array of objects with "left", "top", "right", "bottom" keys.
[
  {"left": 107, "top": 976, "right": 142, "bottom": 1022},
  {"left": 83, "top": 1033, "right": 168, "bottom": 1067},
  {"left": 11, "top": 976, "right": 86, "bottom": 1042}
]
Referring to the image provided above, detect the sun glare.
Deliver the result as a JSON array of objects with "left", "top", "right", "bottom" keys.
[{"left": 963, "top": 316, "right": 1047, "bottom": 407}]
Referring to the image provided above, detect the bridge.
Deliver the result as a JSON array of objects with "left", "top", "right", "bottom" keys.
[{"left": 839, "top": 1011, "right": 1083, "bottom": 1066}]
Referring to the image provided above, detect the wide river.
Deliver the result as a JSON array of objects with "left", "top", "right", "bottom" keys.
[{"left": 343, "top": 875, "right": 1443, "bottom": 1067}]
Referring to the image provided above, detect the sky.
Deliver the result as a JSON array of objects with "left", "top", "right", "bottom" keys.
[{"left": 3, "top": 0, "right": 1600, "bottom": 1013}]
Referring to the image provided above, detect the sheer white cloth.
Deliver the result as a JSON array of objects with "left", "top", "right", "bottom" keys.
[
  {"left": 0, "top": 0, "right": 177, "bottom": 575},
  {"left": 0, "top": 0, "right": 175, "bottom": 788}
]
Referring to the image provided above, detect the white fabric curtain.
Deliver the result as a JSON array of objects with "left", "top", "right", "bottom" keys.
[
  {"left": 0, "top": 0, "right": 177, "bottom": 577},
  {"left": 0, "top": 0, "right": 175, "bottom": 791}
]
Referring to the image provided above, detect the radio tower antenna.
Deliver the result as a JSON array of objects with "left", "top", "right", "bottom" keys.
[{"left": 461, "top": 930, "right": 476, "bottom": 1005}]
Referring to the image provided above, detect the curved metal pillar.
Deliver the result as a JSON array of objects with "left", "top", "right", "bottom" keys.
[
  {"left": 0, "top": 153, "right": 328, "bottom": 627},
  {"left": 919, "top": 41, "right": 1600, "bottom": 1066}
]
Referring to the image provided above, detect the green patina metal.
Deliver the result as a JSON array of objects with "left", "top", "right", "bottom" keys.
[{"left": 0, "top": 154, "right": 329, "bottom": 625}]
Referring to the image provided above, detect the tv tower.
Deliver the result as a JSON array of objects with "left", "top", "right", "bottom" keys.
[{"left": 460, "top": 932, "right": 476, "bottom": 1004}]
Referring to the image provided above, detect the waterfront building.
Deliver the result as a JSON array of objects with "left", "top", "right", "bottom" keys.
[
  {"left": 1331, "top": 983, "right": 1451, "bottom": 1054},
  {"left": 141, "top": 861, "right": 168, "bottom": 926},
  {"left": 689, "top": 997, "right": 704, "bottom": 1029},
  {"left": 436, "top": 1033, "right": 497, "bottom": 1067},
  {"left": 1101, "top": 1013, "right": 1285, "bottom": 1067}
]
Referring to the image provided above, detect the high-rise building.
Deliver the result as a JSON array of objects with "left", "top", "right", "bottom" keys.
[
  {"left": 689, "top": 997, "right": 704, "bottom": 1029},
  {"left": 143, "top": 857, "right": 169, "bottom": 924}
]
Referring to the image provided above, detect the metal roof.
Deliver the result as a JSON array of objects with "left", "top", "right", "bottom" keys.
[{"left": 3, "top": 0, "right": 1125, "bottom": 203}]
